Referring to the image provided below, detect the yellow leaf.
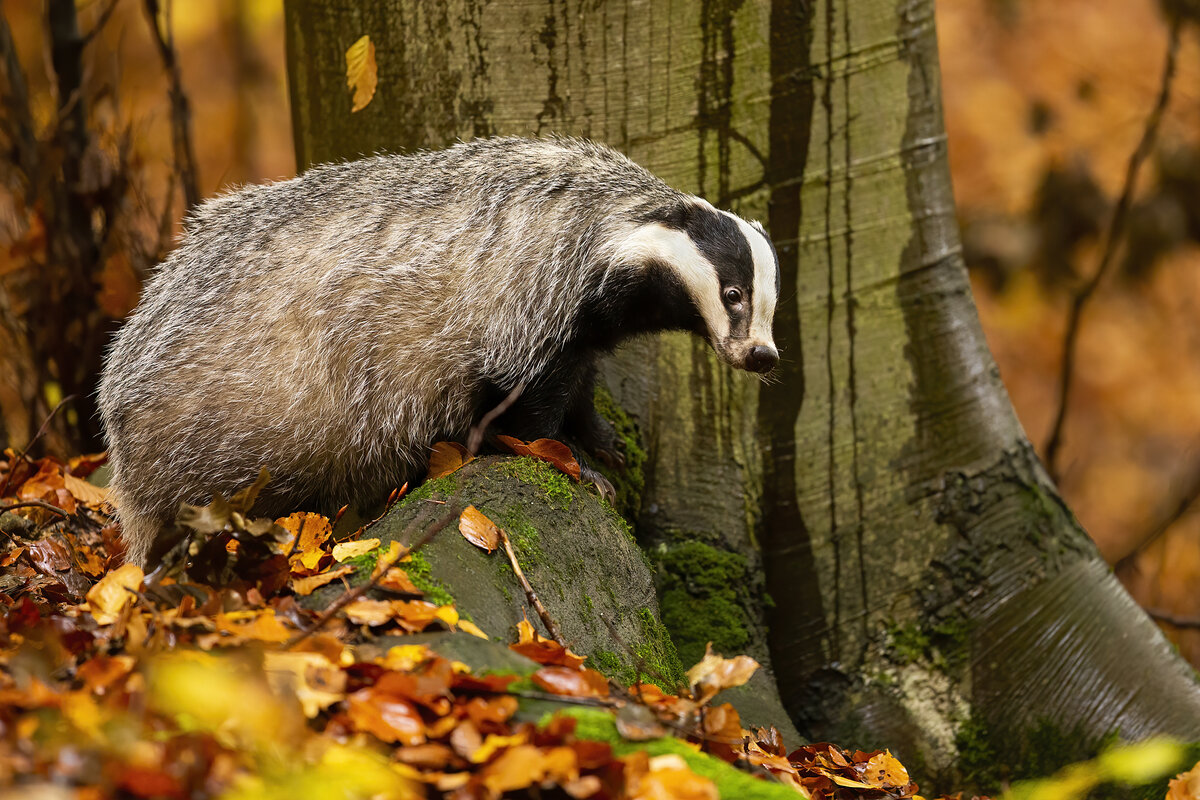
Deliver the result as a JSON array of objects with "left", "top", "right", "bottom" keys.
[
  {"left": 291, "top": 564, "right": 353, "bottom": 596},
  {"left": 345, "top": 34, "right": 377, "bottom": 113},
  {"left": 63, "top": 473, "right": 109, "bottom": 507},
  {"left": 332, "top": 538, "right": 381, "bottom": 562},
  {"left": 458, "top": 619, "right": 490, "bottom": 640},
  {"left": 86, "top": 563, "right": 143, "bottom": 625},
  {"left": 381, "top": 644, "right": 432, "bottom": 672}
]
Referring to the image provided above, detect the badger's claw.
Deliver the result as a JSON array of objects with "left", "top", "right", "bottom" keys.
[
  {"left": 581, "top": 464, "right": 616, "bottom": 505},
  {"left": 594, "top": 446, "right": 626, "bottom": 471}
]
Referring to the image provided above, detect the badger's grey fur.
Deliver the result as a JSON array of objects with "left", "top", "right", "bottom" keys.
[{"left": 99, "top": 137, "right": 780, "bottom": 566}]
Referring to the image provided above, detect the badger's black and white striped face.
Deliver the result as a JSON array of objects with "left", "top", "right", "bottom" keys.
[{"left": 624, "top": 199, "right": 780, "bottom": 373}]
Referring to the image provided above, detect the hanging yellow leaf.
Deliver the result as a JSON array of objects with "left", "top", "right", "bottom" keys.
[{"left": 345, "top": 34, "right": 377, "bottom": 113}]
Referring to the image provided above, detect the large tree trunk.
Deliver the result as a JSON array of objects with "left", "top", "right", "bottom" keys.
[{"left": 283, "top": 0, "right": 1200, "bottom": 790}]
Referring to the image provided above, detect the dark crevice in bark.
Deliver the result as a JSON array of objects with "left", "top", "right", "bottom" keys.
[
  {"left": 761, "top": 0, "right": 823, "bottom": 725},
  {"left": 821, "top": 0, "right": 841, "bottom": 665},
  {"left": 843, "top": 0, "right": 868, "bottom": 646},
  {"left": 696, "top": 0, "right": 743, "bottom": 204}
]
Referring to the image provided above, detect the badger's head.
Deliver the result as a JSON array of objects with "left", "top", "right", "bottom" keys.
[{"left": 620, "top": 198, "right": 780, "bottom": 374}]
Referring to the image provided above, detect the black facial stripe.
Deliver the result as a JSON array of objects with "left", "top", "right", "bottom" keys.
[{"left": 640, "top": 200, "right": 758, "bottom": 337}]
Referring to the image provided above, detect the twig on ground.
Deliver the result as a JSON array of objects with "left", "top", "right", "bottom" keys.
[
  {"left": 1043, "top": 14, "right": 1183, "bottom": 479},
  {"left": 0, "top": 501, "right": 70, "bottom": 519},
  {"left": 498, "top": 525, "right": 565, "bottom": 646}
]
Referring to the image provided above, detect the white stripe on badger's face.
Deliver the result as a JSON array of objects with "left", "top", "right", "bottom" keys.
[
  {"left": 724, "top": 212, "right": 779, "bottom": 346},
  {"left": 613, "top": 222, "right": 730, "bottom": 342}
]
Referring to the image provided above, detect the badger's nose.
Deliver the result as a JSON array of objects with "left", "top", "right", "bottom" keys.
[{"left": 745, "top": 345, "right": 779, "bottom": 373}]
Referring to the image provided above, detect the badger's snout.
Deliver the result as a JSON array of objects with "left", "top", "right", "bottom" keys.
[{"left": 744, "top": 344, "right": 779, "bottom": 373}]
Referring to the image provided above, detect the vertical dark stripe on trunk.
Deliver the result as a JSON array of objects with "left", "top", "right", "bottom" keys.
[{"left": 761, "top": 0, "right": 825, "bottom": 724}]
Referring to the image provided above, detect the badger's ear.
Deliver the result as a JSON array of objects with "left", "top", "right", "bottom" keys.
[{"left": 638, "top": 199, "right": 694, "bottom": 231}]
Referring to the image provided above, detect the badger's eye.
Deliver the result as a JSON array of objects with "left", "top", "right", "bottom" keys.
[{"left": 723, "top": 287, "right": 743, "bottom": 306}]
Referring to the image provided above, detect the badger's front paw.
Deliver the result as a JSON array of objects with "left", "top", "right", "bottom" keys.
[{"left": 580, "top": 463, "right": 616, "bottom": 505}]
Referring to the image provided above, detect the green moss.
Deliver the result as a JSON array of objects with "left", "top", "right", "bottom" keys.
[
  {"left": 656, "top": 541, "right": 753, "bottom": 667},
  {"left": 592, "top": 384, "right": 647, "bottom": 518},
  {"left": 548, "top": 708, "right": 798, "bottom": 799},
  {"left": 885, "top": 617, "right": 970, "bottom": 671},
  {"left": 955, "top": 714, "right": 1002, "bottom": 792},
  {"left": 499, "top": 457, "right": 574, "bottom": 510},
  {"left": 583, "top": 610, "right": 685, "bottom": 690},
  {"left": 400, "top": 550, "right": 455, "bottom": 607},
  {"left": 492, "top": 508, "right": 545, "bottom": 566}
]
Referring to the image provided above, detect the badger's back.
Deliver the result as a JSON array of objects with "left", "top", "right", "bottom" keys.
[{"left": 99, "top": 137, "right": 682, "bottom": 564}]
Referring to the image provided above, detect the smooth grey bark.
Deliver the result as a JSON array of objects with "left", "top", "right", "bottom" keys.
[{"left": 284, "top": 0, "right": 1200, "bottom": 790}]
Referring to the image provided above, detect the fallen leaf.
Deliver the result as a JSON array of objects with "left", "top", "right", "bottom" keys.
[
  {"left": 533, "top": 666, "right": 609, "bottom": 698},
  {"left": 62, "top": 473, "right": 108, "bottom": 507},
  {"left": 459, "top": 505, "right": 500, "bottom": 552},
  {"left": 686, "top": 643, "right": 759, "bottom": 703},
  {"left": 332, "top": 538, "right": 380, "bottom": 562},
  {"left": 347, "top": 688, "right": 425, "bottom": 744},
  {"left": 291, "top": 564, "right": 353, "bottom": 596},
  {"left": 86, "top": 563, "right": 143, "bottom": 625},
  {"left": 1170, "top": 762, "right": 1200, "bottom": 800},
  {"left": 344, "top": 34, "right": 377, "bottom": 112},
  {"left": 509, "top": 617, "right": 588, "bottom": 669},
  {"left": 427, "top": 441, "right": 472, "bottom": 479},
  {"left": 263, "top": 651, "right": 347, "bottom": 718},
  {"left": 495, "top": 435, "right": 581, "bottom": 480}
]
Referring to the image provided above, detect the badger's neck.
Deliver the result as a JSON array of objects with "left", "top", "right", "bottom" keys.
[{"left": 573, "top": 260, "right": 704, "bottom": 353}]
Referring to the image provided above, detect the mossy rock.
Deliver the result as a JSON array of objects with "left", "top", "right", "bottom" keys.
[
  {"left": 308, "top": 455, "right": 684, "bottom": 689},
  {"left": 306, "top": 455, "right": 802, "bottom": 742}
]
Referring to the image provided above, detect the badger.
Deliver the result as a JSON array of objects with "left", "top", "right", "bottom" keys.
[{"left": 98, "top": 136, "right": 780, "bottom": 567}]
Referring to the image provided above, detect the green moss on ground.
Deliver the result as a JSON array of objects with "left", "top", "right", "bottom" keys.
[
  {"left": 656, "top": 541, "right": 753, "bottom": 667},
  {"left": 583, "top": 609, "right": 686, "bottom": 690},
  {"left": 593, "top": 384, "right": 647, "bottom": 517},
  {"left": 499, "top": 457, "right": 574, "bottom": 510},
  {"left": 885, "top": 617, "right": 970, "bottom": 671},
  {"left": 401, "top": 550, "right": 456, "bottom": 607},
  {"left": 550, "top": 708, "right": 798, "bottom": 799}
]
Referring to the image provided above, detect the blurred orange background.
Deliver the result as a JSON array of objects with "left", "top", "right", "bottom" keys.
[{"left": 3, "top": 0, "right": 1199, "bottom": 664}]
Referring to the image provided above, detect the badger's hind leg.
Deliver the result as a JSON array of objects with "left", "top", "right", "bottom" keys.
[{"left": 114, "top": 506, "right": 175, "bottom": 568}]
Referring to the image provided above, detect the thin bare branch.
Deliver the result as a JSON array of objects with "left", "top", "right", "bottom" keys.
[
  {"left": 0, "top": 12, "right": 40, "bottom": 187},
  {"left": 1043, "top": 15, "right": 1183, "bottom": 479},
  {"left": 81, "top": 0, "right": 121, "bottom": 48},
  {"left": 142, "top": 0, "right": 200, "bottom": 209},
  {"left": 1147, "top": 607, "right": 1200, "bottom": 630},
  {"left": 1114, "top": 460, "right": 1200, "bottom": 575}
]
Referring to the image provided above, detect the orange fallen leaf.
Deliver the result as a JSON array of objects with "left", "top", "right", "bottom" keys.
[
  {"left": 459, "top": 505, "right": 500, "bottom": 553},
  {"left": 532, "top": 666, "right": 609, "bottom": 698},
  {"left": 495, "top": 435, "right": 581, "bottom": 481},
  {"left": 427, "top": 441, "right": 472, "bottom": 479},
  {"left": 1170, "top": 762, "right": 1200, "bottom": 800},
  {"left": 347, "top": 688, "right": 425, "bottom": 744},
  {"left": 509, "top": 617, "right": 587, "bottom": 669}
]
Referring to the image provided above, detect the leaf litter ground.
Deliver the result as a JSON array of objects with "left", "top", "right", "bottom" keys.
[{"left": 0, "top": 445, "right": 1196, "bottom": 800}]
